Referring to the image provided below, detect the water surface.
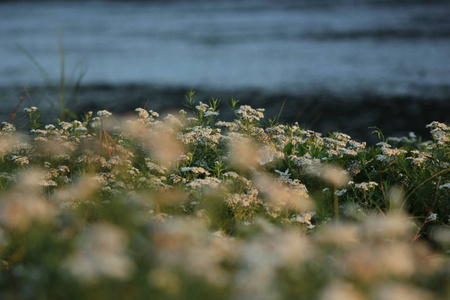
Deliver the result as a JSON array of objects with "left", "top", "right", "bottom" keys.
[{"left": 1, "top": 0, "right": 450, "bottom": 99}]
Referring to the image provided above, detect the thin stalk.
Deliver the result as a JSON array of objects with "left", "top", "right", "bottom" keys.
[
  {"left": 16, "top": 44, "right": 55, "bottom": 89},
  {"left": 275, "top": 98, "right": 286, "bottom": 123},
  {"left": 58, "top": 43, "right": 66, "bottom": 119},
  {"left": 411, "top": 178, "right": 441, "bottom": 244},
  {"left": 403, "top": 168, "right": 450, "bottom": 210},
  {"left": 7, "top": 96, "right": 25, "bottom": 124},
  {"left": 333, "top": 186, "right": 339, "bottom": 221}
]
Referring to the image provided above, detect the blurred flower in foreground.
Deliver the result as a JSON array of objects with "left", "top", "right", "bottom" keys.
[
  {"left": 319, "top": 280, "right": 365, "bottom": 300},
  {"left": 53, "top": 175, "right": 101, "bottom": 203},
  {"left": 0, "top": 169, "right": 55, "bottom": 230},
  {"left": 0, "top": 133, "right": 26, "bottom": 156},
  {"left": 0, "top": 193, "right": 54, "bottom": 230},
  {"left": 430, "top": 226, "right": 450, "bottom": 251},
  {"left": 306, "top": 164, "right": 350, "bottom": 187},
  {"left": 123, "top": 117, "right": 184, "bottom": 168},
  {"left": 148, "top": 129, "right": 184, "bottom": 168},
  {"left": 152, "top": 218, "right": 235, "bottom": 287},
  {"left": 64, "top": 223, "right": 134, "bottom": 282},
  {"left": 228, "top": 138, "right": 260, "bottom": 170},
  {"left": 372, "top": 283, "right": 434, "bottom": 300},
  {"left": 255, "top": 174, "right": 314, "bottom": 213}
]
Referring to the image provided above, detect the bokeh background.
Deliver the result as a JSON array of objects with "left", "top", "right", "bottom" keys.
[{"left": 1, "top": 0, "right": 449, "bottom": 142}]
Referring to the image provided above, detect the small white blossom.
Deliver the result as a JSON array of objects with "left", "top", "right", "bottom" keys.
[
  {"left": 59, "top": 122, "right": 73, "bottom": 131},
  {"left": 135, "top": 108, "right": 149, "bottom": 119},
  {"left": 75, "top": 126, "right": 87, "bottom": 132},
  {"left": 291, "top": 211, "right": 316, "bottom": 229},
  {"left": 180, "top": 167, "right": 211, "bottom": 176},
  {"left": 439, "top": 183, "right": 450, "bottom": 190},
  {"left": 195, "top": 102, "right": 209, "bottom": 113},
  {"left": 204, "top": 111, "right": 219, "bottom": 117},
  {"left": 427, "top": 213, "right": 438, "bottom": 221},
  {"left": 335, "top": 189, "right": 348, "bottom": 196},
  {"left": 41, "top": 180, "right": 57, "bottom": 187},
  {"left": 97, "top": 110, "right": 112, "bottom": 118},
  {"left": 44, "top": 124, "right": 56, "bottom": 130},
  {"left": 274, "top": 169, "right": 291, "bottom": 179},
  {"left": 10, "top": 155, "right": 29, "bottom": 165},
  {"left": 23, "top": 106, "right": 38, "bottom": 113},
  {"left": 353, "top": 181, "right": 378, "bottom": 191}
]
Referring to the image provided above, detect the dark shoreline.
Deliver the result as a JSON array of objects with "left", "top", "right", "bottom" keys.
[{"left": 1, "top": 83, "right": 449, "bottom": 144}]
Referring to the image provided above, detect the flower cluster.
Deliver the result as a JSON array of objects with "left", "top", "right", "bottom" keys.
[{"left": 0, "top": 101, "right": 448, "bottom": 299}]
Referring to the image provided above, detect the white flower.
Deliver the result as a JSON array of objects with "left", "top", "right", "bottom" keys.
[
  {"left": 377, "top": 155, "right": 392, "bottom": 163},
  {"left": 44, "top": 124, "right": 56, "bottom": 130},
  {"left": 180, "top": 167, "right": 210, "bottom": 176},
  {"left": 236, "top": 105, "right": 265, "bottom": 122},
  {"left": 90, "top": 117, "right": 101, "bottom": 129},
  {"left": 353, "top": 181, "right": 378, "bottom": 191},
  {"left": 10, "top": 155, "right": 29, "bottom": 165},
  {"left": 226, "top": 193, "right": 261, "bottom": 207},
  {"left": 58, "top": 166, "right": 70, "bottom": 173},
  {"left": 186, "top": 177, "right": 221, "bottom": 189},
  {"left": 274, "top": 169, "right": 291, "bottom": 179},
  {"left": 41, "top": 180, "right": 57, "bottom": 187},
  {"left": 23, "top": 106, "right": 38, "bottom": 113},
  {"left": 64, "top": 223, "right": 134, "bottom": 282},
  {"left": 291, "top": 211, "right": 316, "bottom": 229},
  {"left": 195, "top": 102, "right": 208, "bottom": 113},
  {"left": 97, "top": 110, "right": 112, "bottom": 118},
  {"left": 439, "top": 183, "right": 450, "bottom": 190},
  {"left": 135, "top": 108, "right": 149, "bottom": 119},
  {"left": 376, "top": 142, "right": 391, "bottom": 147},
  {"left": 256, "top": 145, "right": 283, "bottom": 165},
  {"left": 335, "top": 189, "right": 347, "bottom": 196},
  {"left": 59, "top": 122, "right": 73, "bottom": 131},
  {"left": 75, "top": 126, "right": 87, "bottom": 132},
  {"left": 204, "top": 111, "right": 219, "bottom": 117},
  {"left": 427, "top": 213, "right": 438, "bottom": 221},
  {"left": 1, "top": 122, "right": 16, "bottom": 134}
]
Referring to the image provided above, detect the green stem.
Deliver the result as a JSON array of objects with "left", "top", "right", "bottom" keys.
[
  {"left": 59, "top": 43, "right": 66, "bottom": 119},
  {"left": 333, "top": 187, "right": 339, "bottom": 221},
  {"left": 403, "top": 168, "right": 450, "bottom": 210}
]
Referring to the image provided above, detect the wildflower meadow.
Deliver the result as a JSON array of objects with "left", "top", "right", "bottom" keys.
[{"left": 0, "top": 94, "right": 449, "bottom": 299}]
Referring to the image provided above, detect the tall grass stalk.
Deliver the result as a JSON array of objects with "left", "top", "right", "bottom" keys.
[{"left": 17, "top": 42, "right": 88, "bottom": 120}]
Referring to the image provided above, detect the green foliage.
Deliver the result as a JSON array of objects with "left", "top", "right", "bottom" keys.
[{"left": 0, "top": 100, "right": 449, "bottom": 299}]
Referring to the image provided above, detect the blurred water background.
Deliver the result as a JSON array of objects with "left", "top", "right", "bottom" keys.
[{"left": 1, "top": 0, "right": 450, "bottom": 140}]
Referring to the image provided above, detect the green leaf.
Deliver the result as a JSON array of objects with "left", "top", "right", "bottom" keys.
[{"left": 283, "top": 142, "right": 294, "bottom": 155}]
